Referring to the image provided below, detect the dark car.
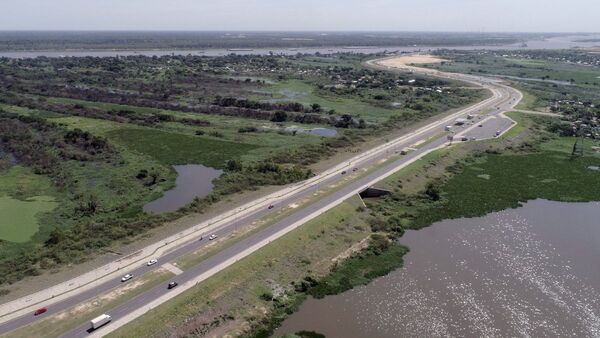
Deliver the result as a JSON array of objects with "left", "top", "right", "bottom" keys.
[
  {"left": 341, "top": 171, "right": 347, "bottom": 175},
  {"left": 268, "top": 204, "right": 274, "bottom": 209},
  {"left": 168, "top": 281, "right": 178, "bottom": 289},
  {"left": 34, "top": 307, "right": 47, "bottom": 316}
]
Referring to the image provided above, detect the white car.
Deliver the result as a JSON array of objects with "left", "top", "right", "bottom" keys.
[
  {"left": 121, "top": 274, "right": 133, "bottom": 282},
  {"left": 147, "top": 259, "right": 158, "bottom": 266},
  {"left": 208, "top": 234, "right": 218, "bottom": 240}
]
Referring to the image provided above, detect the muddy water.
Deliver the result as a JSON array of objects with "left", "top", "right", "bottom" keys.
[
  {"left": 2, "top": 35, "right": 599, "bottom": 59},
  {"left": 275, "top": 200, "right": 600, "bottom": 337},
  {"left": 143, "top": 164, "right": 222, "bottom": 214}
]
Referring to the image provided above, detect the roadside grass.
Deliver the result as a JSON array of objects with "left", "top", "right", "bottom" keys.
[
  {"left": 515, "top": 88, "right": 542, "bottom": 111},
  {"left": 501, "top": 111, "right": 533, "bottom": 139},
  {"left": 380, "top": 146, "right": 457, "bottom": 195},
  {"left": 4, "top": 269, "right": 174, "bottom": 338},
  {"left": 0, "top": 195, "right": 57, "bottom": 243},
  {"left": 107, "top": 202, "right": 370, "bottom": 338}
]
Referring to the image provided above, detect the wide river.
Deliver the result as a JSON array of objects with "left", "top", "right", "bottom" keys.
[
  {"left": 275, "top": 200, "right": 600, "bottom": 337},
  {"left": 1, "top": 35, "right": 599, "bottom": 58}
]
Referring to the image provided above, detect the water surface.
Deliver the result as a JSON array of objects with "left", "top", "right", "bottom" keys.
[
  {"left": 143, "top": 164, "right": 222, "bottom": 214},
  {"left": 2, "top": 35, "right": 600, "bottom": 58},
  {"left": 276, "top": 200, "right": 600, "bottom": 337}
]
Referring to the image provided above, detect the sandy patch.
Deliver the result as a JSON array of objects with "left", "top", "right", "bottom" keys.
[
  {"left": 332, "top": 237, "right": 371, "bottom": 264},
  {"left": 288, "top": 203, "right": 299, "bottom": 209},
  {"left": 378, "top": 54, "right": 448, "bottom": 68}
]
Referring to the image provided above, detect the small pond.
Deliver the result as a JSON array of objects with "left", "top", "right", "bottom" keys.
[
  {"left": 143, "top": 164, "right": 222, "bottom": 214},
  {"left": 285, "top": 127, "right": 338, "bottom": 137}
]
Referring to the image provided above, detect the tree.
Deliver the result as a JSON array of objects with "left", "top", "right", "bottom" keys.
[
  {"left": 311, "top": 103, "right": 322, "bottom": 113},
  {"left": 424, "top": 182, "right": 441, "bottom": 201},
  {"left": 226, "top": 159, "right": 243, "bottom": 172},
  {"left": 271, "top": 111, "right": 288, "bottom": 122},
  {"left": 45, "top": 227, "right": 66, "bottom": 246}
]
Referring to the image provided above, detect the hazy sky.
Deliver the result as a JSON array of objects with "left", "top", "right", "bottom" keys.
[{"left": 1, "top": 0, "right": 598, "bottom": 32}]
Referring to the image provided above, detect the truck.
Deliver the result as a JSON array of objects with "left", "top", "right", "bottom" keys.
[
  {"left": 90, "top": 314, "right": 111, "bottom": 330},
  {"left": 454, "top": 118, "right": 468, "bottom": 125}
]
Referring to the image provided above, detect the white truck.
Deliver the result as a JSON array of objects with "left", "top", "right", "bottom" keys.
[{"left": 90, "top": 314, "right": 111, "bottom": 330}]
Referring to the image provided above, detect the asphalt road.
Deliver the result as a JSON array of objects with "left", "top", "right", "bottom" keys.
[{"left": 0, "top": 60, "right": 521, "bottom": 338}]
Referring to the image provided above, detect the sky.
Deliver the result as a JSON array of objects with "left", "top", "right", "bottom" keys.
[{"left": 0, "top": 0, "right": 599, "bottom": 32}]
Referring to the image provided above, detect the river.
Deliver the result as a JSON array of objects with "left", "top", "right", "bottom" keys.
[
  {"left": 1, "top": 35, "right": 599, "bottom": 59},
  {"left": 275, "top": 200, "right": 600, "bottom": 337}
]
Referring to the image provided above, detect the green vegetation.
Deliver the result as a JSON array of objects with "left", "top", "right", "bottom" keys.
[
  {"left": 108, "top": 128, "right": 258, "bottom": 168},
  {"left": 369, "top": 114, "right": 600, "bottom": 237},
  {"left": 411, "top": 139, "right": 600, "bottom": 228},
  {"left": 0, "top": 195, "right": 57, "bottom": 243},
  {"left": 306, "top": 235, "right": 408, "bottom": 298},
  {"left": 0, "top": 52, "right": 482, "bottom": 289}
]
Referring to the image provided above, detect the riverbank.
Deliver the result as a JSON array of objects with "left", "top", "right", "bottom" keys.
[{"left": 248, "top": 112, "right": 600, "bottom": 337}]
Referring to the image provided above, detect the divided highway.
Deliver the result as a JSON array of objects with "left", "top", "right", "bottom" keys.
[{"left": 0, "top": 56, "right": 522, "bottom": 337}]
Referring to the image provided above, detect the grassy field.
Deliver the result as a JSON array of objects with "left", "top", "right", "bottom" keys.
[
  {"left": 108, "top": 128, "right": 258, "bottom": 168},
  {"left": 258, "top": 79, "right": 397, "bottom": 123}
]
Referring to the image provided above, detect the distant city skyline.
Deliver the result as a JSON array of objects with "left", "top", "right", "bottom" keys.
[{"left": 1, "top": 0, "right": 599, "bottom": 32}]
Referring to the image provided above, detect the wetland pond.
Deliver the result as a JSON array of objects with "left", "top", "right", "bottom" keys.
[
  {"left": 275, "top": 199, "right": 600, "bottom": 337},
  {"left": 143, "top": 164, "right": 222, "bottom": 214}
]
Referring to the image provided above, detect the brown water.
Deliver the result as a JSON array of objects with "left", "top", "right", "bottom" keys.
[
  {"left": 2, "top": 35, "right": 599, "bottom": 58},
  {"left": 143, "top": 164, "right": 222, "bottom": 214},
  {"left": 275, "top": 200, "right": 600, "bottom": 337}
]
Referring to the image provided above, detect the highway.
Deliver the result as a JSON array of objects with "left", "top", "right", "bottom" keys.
[{"left": 0, "top": 56, "right": 522, "bottom": 337}]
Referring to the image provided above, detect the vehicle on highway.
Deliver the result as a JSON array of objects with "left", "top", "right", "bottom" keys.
[
  {"left": 444, "top": 125, "right": 453, "bottom": 131},
  {"left": 168, "top": 281, "right": 178, "bottom": 289},
  {"left": 352, "top": 167, "right": 358, "bottom": 172},
  {"left": 268, "top": 204, "right": 274, "bottom": 209},
  {"left": 121, "top": 274, "right": 133, "bottom": 282},
  {"left": 208, "top": 234, "right": 218, "bottom": 240},
  {"left": 341, "top": 171, "right": 347, "bottom": 175},
  {"left": 471, "top": 137, "right": 477, "bottom": 141},
  {"left": 495, "top": 130, "right": 501, "bottom": 136},
  {"left": 147, "top": 259, "right": 158, "bottom": 266},
  {"left": 90, "top": 314, "right": 111, "bottom": 330},
  {"left": 33, "top": 307, "right": 47, "bottom": 316},
  {"left": 461, "top": 136, "right": 469, "bottom": 141},
  {"left": 478, "top": 124, "right": 483, "bottom": 127}
]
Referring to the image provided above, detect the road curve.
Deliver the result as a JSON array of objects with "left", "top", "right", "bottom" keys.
[{"left": 0, "top": 56, "right": 522, "bottom": 338}]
